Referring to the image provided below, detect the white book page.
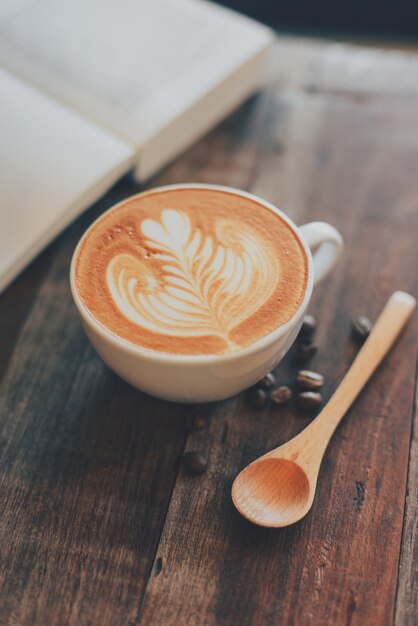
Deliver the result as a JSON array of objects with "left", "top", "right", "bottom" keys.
[
  {"left": 0, "top": 0, "right": 273, "bottom": 148},
  {"left": 0, "top": 68, "right": 134, "bottom": 292}
]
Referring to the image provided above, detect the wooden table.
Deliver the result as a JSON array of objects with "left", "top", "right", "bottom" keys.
[{"left": 1, "top": 37, "right": 417, "bottom": 626}]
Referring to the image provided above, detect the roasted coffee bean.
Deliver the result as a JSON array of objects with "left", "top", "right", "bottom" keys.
[
  {"left": 295, "top": 341, "right": 318, "bottom": 362},
  {"left": 257, "top": 372, "right": 276, "bottom": 389},
  {"left": 296, "top": 370, "right": 324, "bottom": 390},
  {"left": 298, "top": 314, "right": 317, "bottom": 341},
  {"left": 183, "top": 451, "right": 207, "bottom": 476},
  {"left": 247, "top": 387, "right": 268, "bottom": 409},
  {"left": 192, "top": 417, "right": 206, "bottom": 431},
  {"left": 297, "top": 391, "right": 323, "bottom": 410},
  {"left": 271, "top": 386, "right": 292, "bottom": 405},
  {"left": 352, "top": 315, "right": 373, "bottom": 341}
]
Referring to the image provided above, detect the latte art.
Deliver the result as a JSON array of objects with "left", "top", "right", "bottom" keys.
[
  {"left": 75, "top": 187, "right": 308, "bottom": 355},
  {"left": 106, "top": 209, "right": 279, "bottom": 347}
]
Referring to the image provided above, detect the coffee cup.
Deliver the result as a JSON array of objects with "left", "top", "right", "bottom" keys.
[{"left": 70, "top": 184, "right": 342, "bottom": 402}]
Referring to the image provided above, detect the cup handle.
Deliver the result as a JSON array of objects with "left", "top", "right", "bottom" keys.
[{"left": 299, "top": 221, "right": 343, "bottom": 284}]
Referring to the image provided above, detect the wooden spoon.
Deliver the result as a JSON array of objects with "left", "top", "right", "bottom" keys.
[{"left": 232, "top": 291, "right": 416, "bottom": 528}]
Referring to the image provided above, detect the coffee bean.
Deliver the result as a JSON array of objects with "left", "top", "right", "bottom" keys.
[
  {"left": 183, "top": 451, "right": 207, "bottom": 476},
  {"left": 257, "top": 372, "right": 276, "bottom": 390},
  {"left": 271, "top": 386, "right": 292, "bottom": 405},
  {"left": 192, "top": 417, "right": 206, "bottom": 431},
  {"left": 352, "top": 315, "right": 373, "bottom": 341},
  {"left": 295, "top": 341, "right": 318, "bottom": 362},
  {"left": 296, "top": 370, "right": 324, "bottom": 390},
  {"left": 298, "top": 314, "right": 317, "bottom": 341},
  {"left": 297, "top": 391, "right": 323, "bottom": 410},
  {"left": 247, "top": 387, "right": 268, "bottom": 409}
]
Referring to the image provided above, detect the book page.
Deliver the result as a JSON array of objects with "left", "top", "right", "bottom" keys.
[
  {"left": 0, "top": 0, "right": 272, "bottom": 148},
  {"left": 0, "top": 68, "right": 134, "bottom": 292}
]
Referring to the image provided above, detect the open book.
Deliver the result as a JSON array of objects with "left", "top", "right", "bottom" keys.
[{"left": 0, "top": 0, "right": 274, "bottom": 292}]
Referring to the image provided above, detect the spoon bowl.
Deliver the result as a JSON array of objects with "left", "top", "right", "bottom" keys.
[
  {"left": 232, "top": 291, "right": 416, "bottom": 528},
  {"left": 232, "top": 457, "right": 310, "bottom": 527}
]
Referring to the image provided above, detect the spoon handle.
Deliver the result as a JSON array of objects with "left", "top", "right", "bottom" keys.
[{"left": 308, "top": 291, "right": 416, "bottom": 447}]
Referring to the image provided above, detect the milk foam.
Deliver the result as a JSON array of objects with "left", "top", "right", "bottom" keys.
[{"left": 106, "top": 209, "right": 279, "bottom": 347}]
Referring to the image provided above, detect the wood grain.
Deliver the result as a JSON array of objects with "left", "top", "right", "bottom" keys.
[
  {"left": 0, "top": 243, "right": 56, "bottom": 385},
  {"left": 0, "top": 37, "right": 417, "bottom": 626}
]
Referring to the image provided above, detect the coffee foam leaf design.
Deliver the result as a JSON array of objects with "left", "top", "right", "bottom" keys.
[{"left": 106, "top": 209, "right": 279, "bottom": 348}]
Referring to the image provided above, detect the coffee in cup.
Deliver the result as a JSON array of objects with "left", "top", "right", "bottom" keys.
[{"left": 74, "top": 187, "right": 308, "bottom": 356}]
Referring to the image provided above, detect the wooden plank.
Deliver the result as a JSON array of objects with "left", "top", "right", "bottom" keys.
[
  {"left": 0, "top": 180, "right": 191, "bottom": 626},
  {"left": 395, "top": 386, "right": 418, "bottom": 626},
  {"left": 137, "top": 40, "right": 418, "bottom": 626}
]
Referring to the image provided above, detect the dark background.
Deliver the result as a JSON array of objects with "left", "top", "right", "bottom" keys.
[{"left": 220, "top": 0, "right": 418, "bottom": 39}]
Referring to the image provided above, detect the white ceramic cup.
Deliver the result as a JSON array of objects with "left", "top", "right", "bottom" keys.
[{"left": 70, "top": 184, "right": 343, "bottom": 403}]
